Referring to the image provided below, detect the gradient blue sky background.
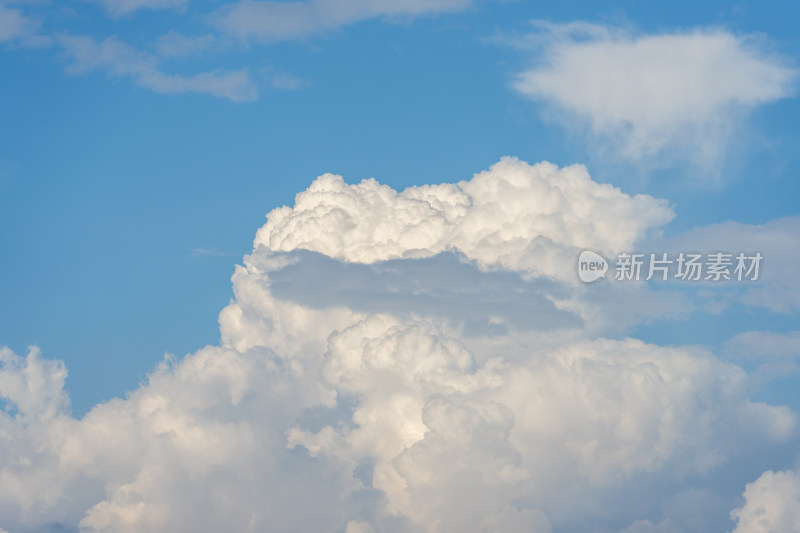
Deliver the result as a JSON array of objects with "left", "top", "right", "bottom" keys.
[
  {"left": 1, "top": 0, "right": 799, "bottom": 416},
  {"left": 4, "top": 2, "right": 800, "bottom": 532}
]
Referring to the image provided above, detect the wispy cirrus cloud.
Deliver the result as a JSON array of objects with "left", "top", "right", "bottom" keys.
[
  {"left": 511, "top": 22, "right": 798, "bottom": 179},
  {"left": 0, "top": 4, "right": 35, "bottom": 41},
  {"left": 212, "top": 0, "right": 474, "bottom": 42},
  {"left": 0, "top": 2, "right": 51, "bottom": 47},
  {"left": 84, "top": 0, "right": 190, "bottom": 17},
  {"left": 653, "top": 215, "right": 800, "bottom": 314},
  {"left": 58, "top": 33, "right": 258, "bottom": 101},
  {"left": 154, "top": 30, "right": 218, "bottom": 59},
  {"left": 190, "top": 247, "right": 230, "bottom": 257},
  {"left": 726, "top": 330, "right": 800, "bottom": 360},
  {"left": 1, "top": 0, "right": 478, "bottom": 101}
]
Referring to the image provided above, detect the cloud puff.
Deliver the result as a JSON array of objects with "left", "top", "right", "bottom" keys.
[
  {"left": 0, "top": 159, "right": 797, "bottom": 532},
  {"left": 214, "top": 0, "right": 473, "bottom": 42},
  {"left": 512, "top": 23, "right": 797, "bottom": 174},
  {"left": 58, "top": 34, "right": 257, "bottom": 102},
  {"left": 731, "top": 469, "right": 800, "bottom": 533}
]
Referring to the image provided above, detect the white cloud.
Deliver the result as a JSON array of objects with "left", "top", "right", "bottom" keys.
[
  {"left": 731, "top": 469, "right": 800, "bottom": 533},
  {"left": 512, "top": 23, "right": 797, "bottom": 175},
  {"left": 726, "top": 331, "right": 800, "bottom": 359},
  {"left": 213, "top": 0, "right": 473, "bottom": 42},
  {"left": 85, "top": 0, "right": 189, "bottom": 17},
  {"left": 723, "top": 331, "right": 800, "bottom": 391},
  {"left": 345, "top": 520, "right": 375, "bottom": 533},
  {"left": 621, "top": 519, "right": 680, "bottom": 533},
  {"left": 255, "top": 156, "right": 684, "bottom": 334},
  {"left": 190, "top": 247, "right": 229, "bottom": 257},
  {"left": 255, "top": 157, "right": 673, "bottom": 281},
  {"left": 653, "top": 215, "right": 800, "bottom": 314},
  {"left": 263, "top": 66, "right": 308, "bottom": 90},
  {"left": 58, "top": 34, "right": 258, "bottom": 102},
  {"left": 0, "top": 159, "right": 796, "bottom": 532},
  {"left": 155, "top": 30, "right": 217, "bottom": 59},
  {"left": 0, "top": 4, "right": 36, "bottom": 42}
]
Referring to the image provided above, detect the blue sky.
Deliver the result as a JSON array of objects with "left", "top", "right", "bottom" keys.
[
  {"left": 2, "top": 0, "right": 799, "bottom": 415},
  {"left": 1, "top": 1, "right": 800, "bottom": 531}
]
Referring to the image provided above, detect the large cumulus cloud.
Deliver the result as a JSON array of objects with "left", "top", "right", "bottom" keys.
[{"left": 0, "top": 158, "right": 797, "bottom": 532}]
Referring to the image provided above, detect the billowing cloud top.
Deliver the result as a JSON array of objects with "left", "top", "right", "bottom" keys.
[
  {"left": 0, "top": 158, "right": 798, "bottom": 532},
  {"left": 255, "top": 157, "right": 673, "bottom": 279}
]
